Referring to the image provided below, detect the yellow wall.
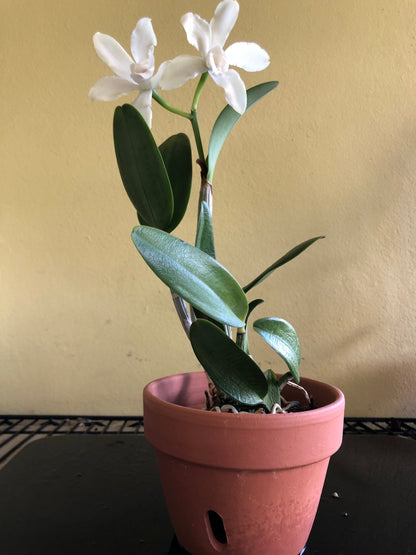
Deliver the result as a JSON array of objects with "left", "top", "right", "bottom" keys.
[{"left": 2, "top": 0, "right": 415, "bottom": 417}]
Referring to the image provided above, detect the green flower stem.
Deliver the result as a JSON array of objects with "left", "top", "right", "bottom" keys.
[
  {"left": 152, "top": 91, "right": 191, "bottom": 120},
  {"left": 190, "top": 73, "right": 209, "bottom": 173},
  {"left": 153, "top": 76, "right": 208, "bottom": 172},
  {"left": 191, "top": 72, "right": 209, "bottom": 112},
  {"left": 191, "top": 113, "right": 206, "bottom": 173}
]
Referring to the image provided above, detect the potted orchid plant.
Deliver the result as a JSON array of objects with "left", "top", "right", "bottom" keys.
[{"left": 90, "top": 1, "right": 345, "bottom": 554}]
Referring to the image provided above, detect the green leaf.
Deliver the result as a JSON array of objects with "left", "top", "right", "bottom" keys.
[
  {"left": 207, "top": 81, "right": 278, "bottom": 181},
  {"left": 113, "top": 104, "right": 173, "bottom": 230},
  {"left": 190, "top": 319, "right": 268, "bottom": 406},
  {"left": 132, "top": 226, "right": 248, "bottom": 327},
  {"left": 243, "top": 236, "right": 324, "bottom": 293},
  {"left": 246, "top": 299, "right": 264, "bottom": 321},
  {"left": 263, "top": 369, "right": 281, "bottom": 412},
  {"left": 253, "top": 317, "right": 301, "bottom": 382},
  {"left": 159, "top": 133, "right": 192, "bottom": 232},
  {"left": 195, "top": 201, "right": 216, "bottom": 258}
]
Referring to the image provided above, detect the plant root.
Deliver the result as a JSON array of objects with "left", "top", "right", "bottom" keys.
[
  {"left": 205, "top": 381, "right": 313, "bottom": 414},
  {"left": 271, "top": 403, "right": 286, "bottom": 414},
  {"left": 286, "top": 381, "right": 311, "bottom": 406},
  {"left": 220, "top": 404, "right": 239, "bottom": 413}
]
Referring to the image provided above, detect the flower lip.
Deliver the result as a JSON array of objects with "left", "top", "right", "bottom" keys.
[
  {"left": 132, "top": 58, "right": 153, "bottom": 74},
  {"left": 206, "top": 45, "right": 229, "bottom": 75},
  {"left": 130, "top": 57, "right": 154, "bottom": 84}
]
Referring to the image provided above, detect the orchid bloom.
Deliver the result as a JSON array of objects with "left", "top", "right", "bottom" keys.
[
  {"left": 160, "top": 0, "right": 270, "bottom": 114},
  {"left": 89, "top": 18, "right": 167, "bottom": 128}
]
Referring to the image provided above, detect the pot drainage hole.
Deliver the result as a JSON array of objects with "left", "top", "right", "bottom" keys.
[{"left": 207, "top": 510, "right": 228, "bottom": 544}]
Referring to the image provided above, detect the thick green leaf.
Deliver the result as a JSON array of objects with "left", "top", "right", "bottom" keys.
[
  {"left": 246, "top": 299, "right": 264, "bottom": 321},
  {"left": 159, "top": 133, "right": 192, "bottom": 232},
  {"left": 207, "top": 81, "right": 278, "bottom": 181},
  {"left": 190, "top": 319, "right": 268, "bottom": 406},
  {"left": 113, "top": 104, "right": 173, "bottom": 230},
  {"left": 253, "top": 317, "right": 301, "bottom": 382},
  {"left": 263, "top": 369, "right": 281, "bottom": 412},
  {"left": 195, "top": 201, "right": 216, "bottom": 258},
  {"left": 243, "top": 236, "right": 324, "bottom": 293},
  {"left": 132, "top": 226, "right": 248, "bottom": 327}
]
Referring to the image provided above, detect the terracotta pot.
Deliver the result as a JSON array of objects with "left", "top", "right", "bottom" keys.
[{"left": 144, "top": 371, "right": 345, "bottom": 555}]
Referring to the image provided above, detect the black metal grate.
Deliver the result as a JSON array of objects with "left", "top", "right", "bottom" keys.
[
  {"left": 343, "top": 417, "right": 416, "bottom": 438},
  {"left": 0, "top": 416, "right": 143, "bottom": 466},
  {"left": 0, "top": 415, "right": 414, "bottom": 467}
]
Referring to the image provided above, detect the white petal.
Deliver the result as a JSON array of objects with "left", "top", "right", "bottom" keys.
[
  {"left": 150, "top": 60, "right": 171, "bottom": 90},
  {"left": 210, "top": 68, "right": 247, "bottom": 113},
  {"left": 181, "top": 12, "right": 211, "bottom": 57},
  {"left": 93, "top": 32, "right": 134, "bottom": 81},
  {"left": 89, "top": 76, "right": 138, "bottom": 101},
  {"left": 225, "top": 42, "right": 270, "bottom": 71},
  {"left": 159, "top": 55, "right": 206, "bottom": 90},
  {"left": 132, "top": 89, "right": 153, "bottom": 127},
  {"left": 130, "top": 18, "right": 157, "bottom": 64},
  {"left": 210, "top": 0, "right": 239, "bottom": 48}
]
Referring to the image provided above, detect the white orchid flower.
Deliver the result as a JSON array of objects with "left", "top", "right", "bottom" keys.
[
  {"left": 160, "top": 0, "right": 270, "bottom": 114},
  {"left": 89, "top": 18, "right": 167, "bottom": 128}
]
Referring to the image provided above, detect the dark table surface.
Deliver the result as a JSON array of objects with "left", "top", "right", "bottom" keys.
[{"left": 0, "top": 433, "right": 415, "bottom": 555}]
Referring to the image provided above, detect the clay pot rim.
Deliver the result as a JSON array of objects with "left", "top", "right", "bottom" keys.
[
  {"left": 144, "top": 371, "right": 345, "bottom": 426},
  {"left": 144, "top": 371, "right": 345, "bottom": 469}
]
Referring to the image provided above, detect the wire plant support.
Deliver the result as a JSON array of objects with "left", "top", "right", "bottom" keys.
[{"left": 0, "top": 415, "right": 414, "bottom": 467}]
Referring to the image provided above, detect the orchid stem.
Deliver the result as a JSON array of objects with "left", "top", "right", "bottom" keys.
[
  {"left": 190, "top": 73, "right": 209, "bottom": 172},
  {"left": 152, "top": 91, "right": 191, "bottom": 120},
  {"left": 191, "top": 115, "right": 206, "bottom": 173},
  {"left": 153, "top": 77, "right": 210, "bottom": 341},
  {"left": 170, "top": 289, "right": 191, "bottom": 338},
  {"left": 191, "top": 72, "right": 209, "bottom": 112},
  {"left": 236, "top": 326, "right": 247, "bottom": 350}
]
